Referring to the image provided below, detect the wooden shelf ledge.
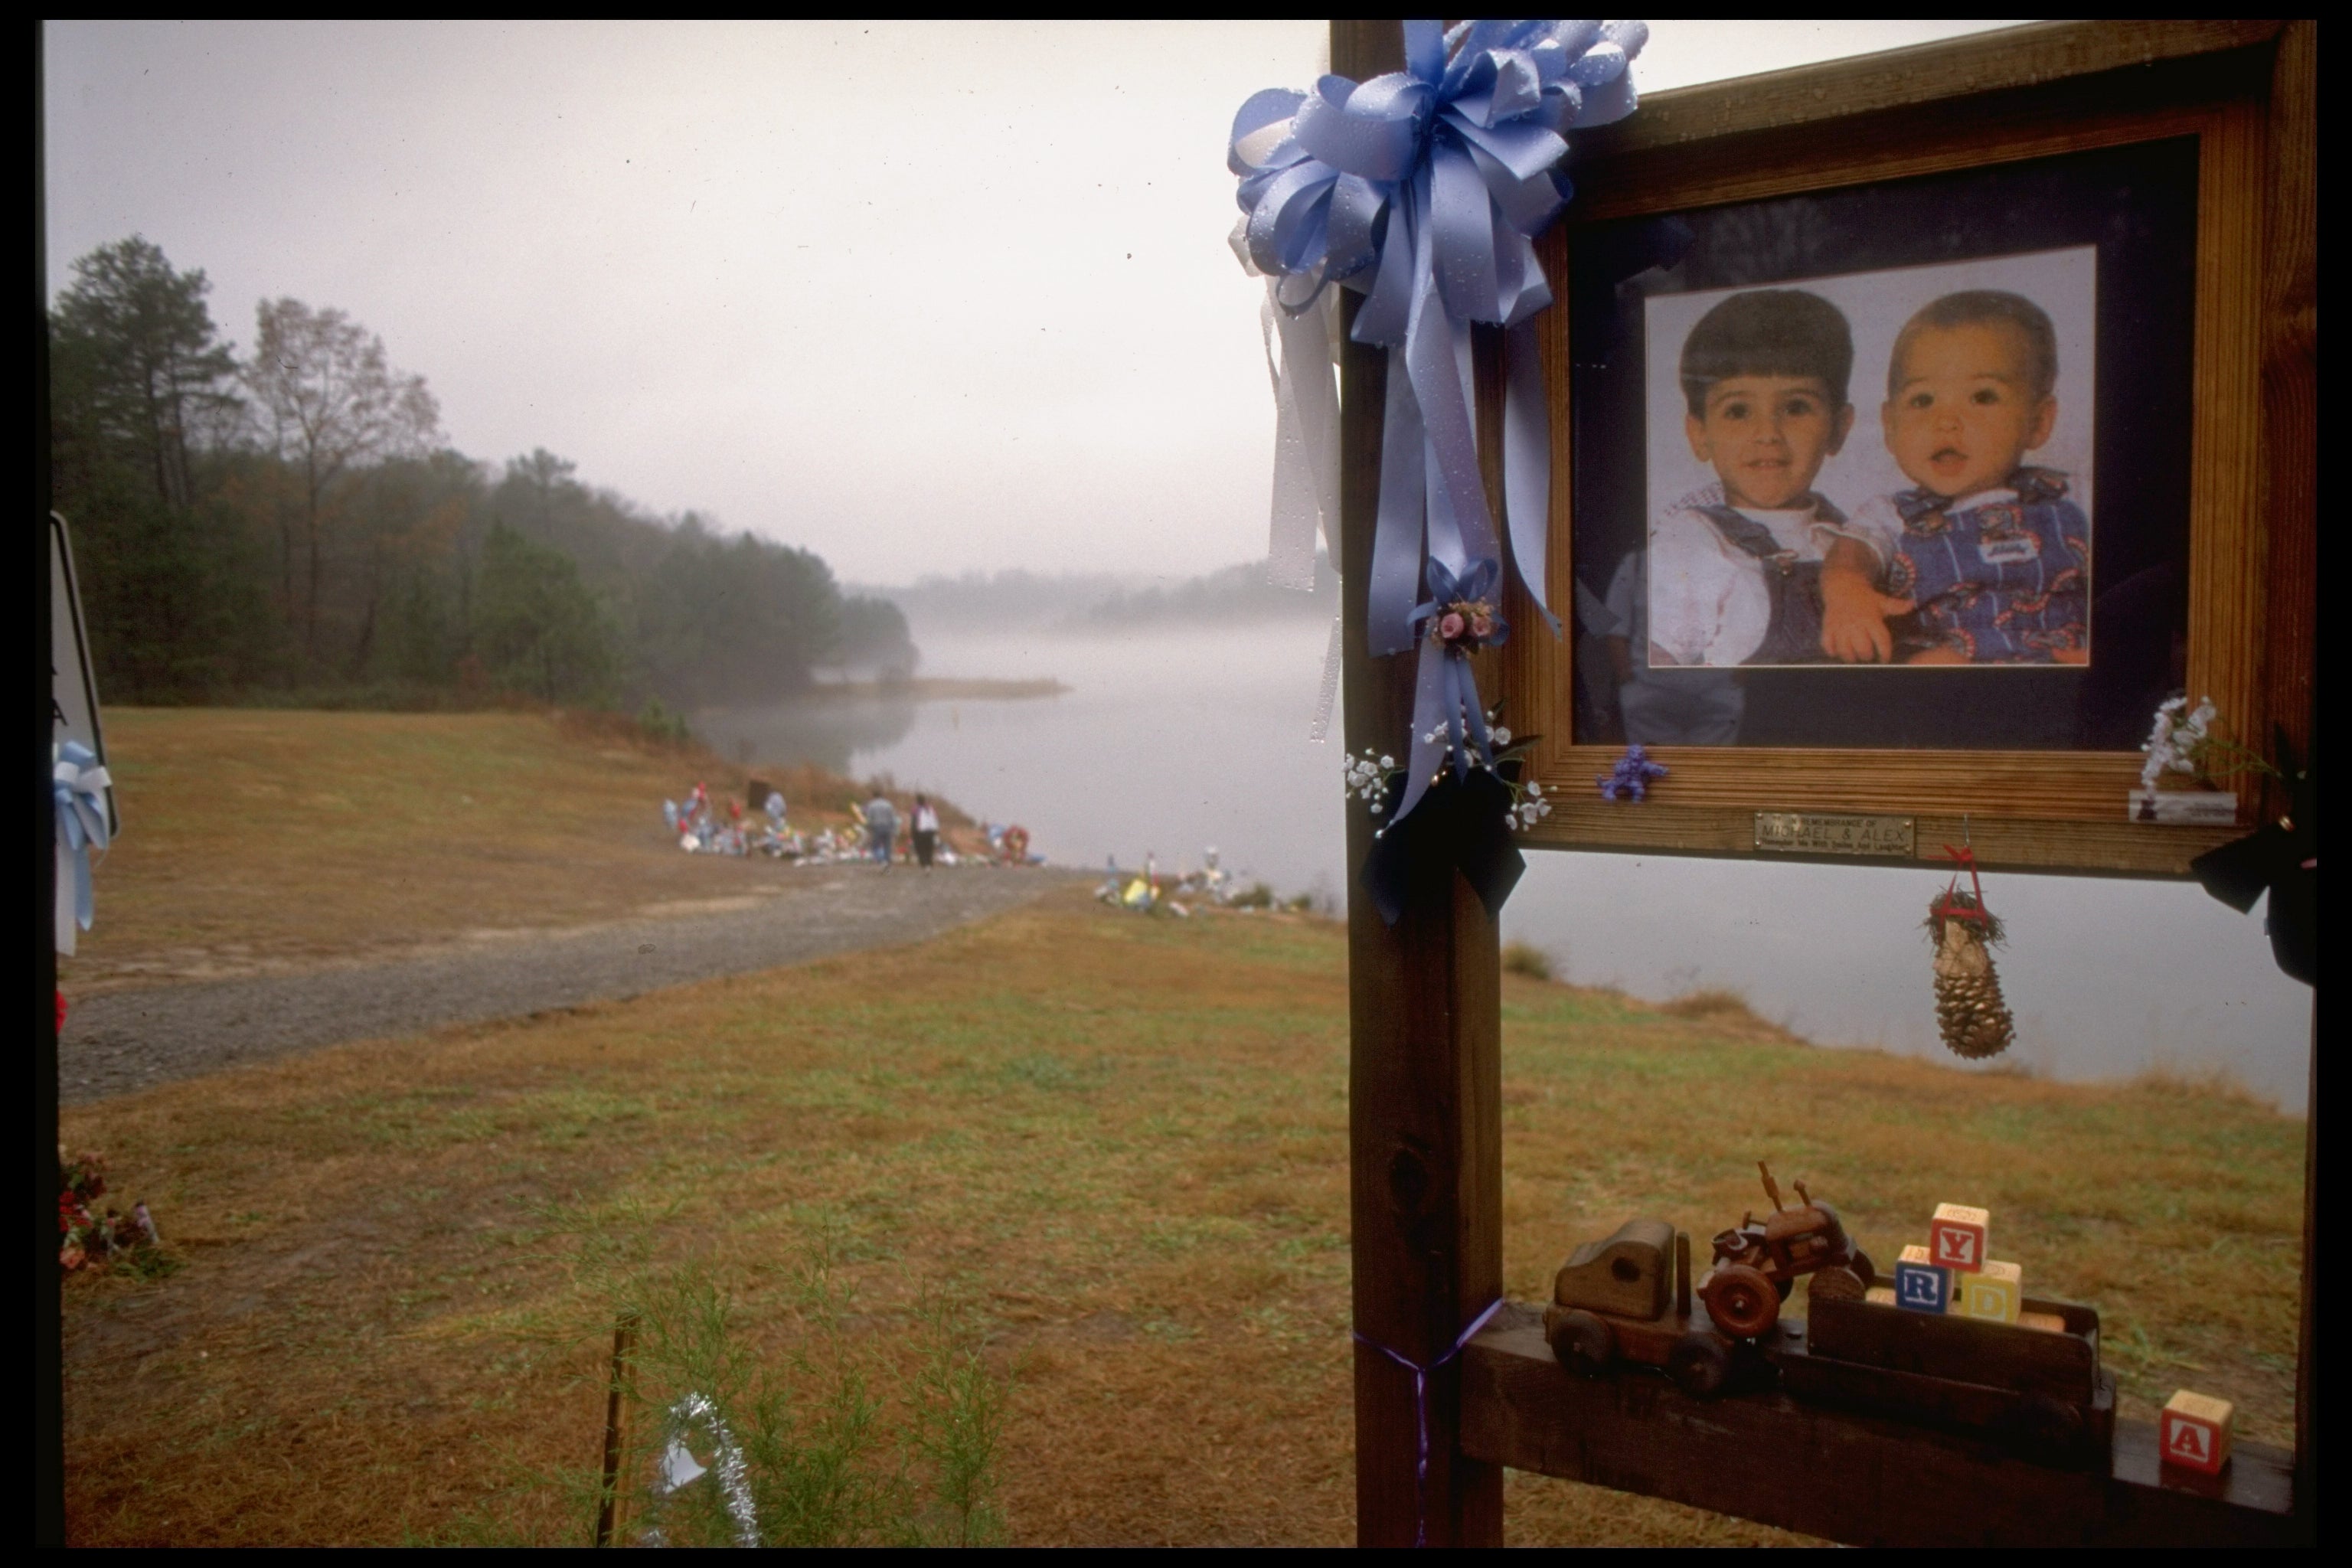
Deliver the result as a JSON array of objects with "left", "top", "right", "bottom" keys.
[{"left": 1461, "top": 1302, "right": 2305, "bottom": 1547}]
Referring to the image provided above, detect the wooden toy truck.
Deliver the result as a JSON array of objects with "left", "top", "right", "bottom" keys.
[{"left": 1544, "top": 1217, "right": 1743, "bottom": 1399}]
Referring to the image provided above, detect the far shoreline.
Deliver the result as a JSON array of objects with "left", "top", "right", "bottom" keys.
[{"left": 799, "top": 675, "right": 1070, "bottom": 703}]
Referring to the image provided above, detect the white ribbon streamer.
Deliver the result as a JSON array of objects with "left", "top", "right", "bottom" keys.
[
  {"left": 1240, "top": 217, "right": 1348, "bottom": 743},
  {"left": 1260, "top": 281, "right": 1342, "bottom": 592}
]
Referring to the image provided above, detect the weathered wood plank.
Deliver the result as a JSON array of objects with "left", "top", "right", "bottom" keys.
[
  {"left": 2259, "top": 26, "right": 2316, "bottom": 1526},
  {"left": 1517, "top": 799, "right": 2242, "bottom": 879},
  {"left": 1574, "top": 20, "right": 2282, "bottom": 158},
  {"left": 1335, "top": 16, "right": 1504, "bottom": 1550},
  {"left": 1461, "top": 1302, "right": 2306, "bottom": 1547}
]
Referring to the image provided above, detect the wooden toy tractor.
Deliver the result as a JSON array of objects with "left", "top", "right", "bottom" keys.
[
  {"left": 1544, "top": 1217, "right": 1740, "bottom": 1398},
  {"left": 1697, "top": 1162, "right": 1877, "bottom": 1339}
]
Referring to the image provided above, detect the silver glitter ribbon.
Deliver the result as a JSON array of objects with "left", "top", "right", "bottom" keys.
[{"left": 639, "top": 1390, "right": 760, "bottom": 1548}]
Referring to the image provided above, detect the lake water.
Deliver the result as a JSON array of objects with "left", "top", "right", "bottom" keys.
[{"left": 697, "top": 619, "right": 2313, "bottom": 1112}]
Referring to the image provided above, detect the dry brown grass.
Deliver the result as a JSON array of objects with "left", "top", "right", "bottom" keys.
[
  {"left": 61, "top": 889, "right": 2305, "bottom": 1547},
  {"left": 63, "top": 707, "right": 972, "bottom": 994},
  {"left": 1655, "top": 985, "right": 1772, "bottom": 1027}
]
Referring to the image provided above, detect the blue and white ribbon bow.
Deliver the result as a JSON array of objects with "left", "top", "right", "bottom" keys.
[
  {"left": 54, "top": 740, "right": 113, "bottom": 956},
  {"left": 1232, "top": 19, "right": 1644, "bottom": 821}
]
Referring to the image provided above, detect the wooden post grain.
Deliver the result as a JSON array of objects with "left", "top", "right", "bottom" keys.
[
  {"left": 594, "top": 1310, "right": 640, "bottom": 1547},
  {"left": 1334, "top": 18, "right": 1507, "bottom": 1550}
]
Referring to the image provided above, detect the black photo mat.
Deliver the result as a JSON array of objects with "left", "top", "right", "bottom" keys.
[{"left": 1566, "top": 137, "right": 2198, "bottom": 751}]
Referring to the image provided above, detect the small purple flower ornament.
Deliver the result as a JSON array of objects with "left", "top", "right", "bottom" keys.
[{"left": 1597, "top": 744, "right": 1668, "bottom": 802}]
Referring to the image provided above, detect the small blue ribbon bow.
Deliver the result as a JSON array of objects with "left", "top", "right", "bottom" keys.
[
  {"left": 1393, "top": 555, "right": 1511, "bottom": 830},
  {"left": 54, "top": 739, "right": 113, "bottom": 950},
  {"left": 1232, "top": 20, "right": 1643, "bottom": 838}
]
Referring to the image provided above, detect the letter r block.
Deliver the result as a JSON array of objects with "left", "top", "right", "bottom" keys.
[
  {"left": 1953, "top": 1258, "right": 2021, "bottom": 1323},
  {"left": 1893, "top": 1243, "right": 1951, "bottom": 1314},
  {"left": 1929, "top": 1203, "right": 1990, "bottom": 1272},
  {"left": 2161, "top": 1390, "right": 2235, "bottom": 1475}
]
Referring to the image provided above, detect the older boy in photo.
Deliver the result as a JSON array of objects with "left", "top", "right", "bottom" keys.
[
  {"left": 1648, "top": 289, "right": 1909, "bottom": 668},
  {"left": 1847, "top": 289, "right": 2091, "bottom": 665}
]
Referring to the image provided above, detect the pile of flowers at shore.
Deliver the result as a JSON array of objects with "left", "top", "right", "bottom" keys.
[
  {"left": 1097, "top": 848, "right": 1308, "bottom": 916},
  {"left": 59, "top": 1149, "right": 162, "bottom": 1273},
  {"left": 658, "top": 780, "right": 1045, "bottom": 868},
  {"left": 665, "top": 782, "right": 796, "bottom": 858}
]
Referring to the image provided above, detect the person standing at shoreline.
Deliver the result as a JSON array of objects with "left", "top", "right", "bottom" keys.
[
  {"left": 910, "top": 794, "right": 941, "bottom": 870},
  {"left": 864, "top": 789, "right": 899, "bottom": 871}
]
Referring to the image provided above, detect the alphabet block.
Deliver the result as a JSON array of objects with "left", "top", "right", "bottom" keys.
[
  {"left": 2160, "top": 1390, "right": 2234, "bottom": 1475},
  {"left": 1952, "top": 1258, "right": 2021, "bottom": 1323},
  {"left": 1892, "top": 1243, "right": 1952, "bottom": 1314},
  {"left": 1865, "top": 1285, "right": 1896, "bottom": 1306},
  {"left": 1928, "top": 1203, "right": 1990, "bottom": 1272}
]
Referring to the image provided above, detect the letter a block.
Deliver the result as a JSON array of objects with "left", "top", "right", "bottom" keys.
[
  {"left": 2161, "top": 1390, "right": 2235, "bottom": 1475},
  {"left": 1953, "top": 1258, "right": 2022, "bottom": 1323},
  {"left": 1893, "top": 1243, "right": 1952, "bottom": 1314},
  {"left": 1929, "top": 1204, "right": 1990, "bottom": 1272}
]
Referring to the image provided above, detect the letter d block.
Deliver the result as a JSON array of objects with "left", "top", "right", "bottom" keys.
[
  {"left": 1929, "top": 1204, "right": 1990, "bottom": 1272},
  {"left": 1953, "top": 1258, "right": 2022, "bottom": 1323},
  {"left": 2161, "top": 1390, "right": 2235, "bottom": 1475},
  {"left": 1893, "top": 1243, "right": 1952, "bottom": 1314}
]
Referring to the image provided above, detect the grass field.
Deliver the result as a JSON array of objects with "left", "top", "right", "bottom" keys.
[
  {"left": 59, "top": 710, "right": 2307, "bottom": 1545},
  {"left": 59, "top": 710, "right": 2314, "bottom": 1542},
  {"left": 62, "top": 707, "right": 963, "bottom": 994}
]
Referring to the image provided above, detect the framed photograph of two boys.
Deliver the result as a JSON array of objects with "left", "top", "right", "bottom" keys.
[{"left": 1498, "top": 21, "right": 2314, "bottom": 878}]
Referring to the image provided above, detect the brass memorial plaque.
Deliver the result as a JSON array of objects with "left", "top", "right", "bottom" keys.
[{"left": 1753, "top": 812, "right": 1916, "bottom": 858}]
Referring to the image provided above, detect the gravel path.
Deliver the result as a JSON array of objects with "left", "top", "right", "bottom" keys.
[{"left": 60, "top": 866, "right": 1081, "bottom": 1106}]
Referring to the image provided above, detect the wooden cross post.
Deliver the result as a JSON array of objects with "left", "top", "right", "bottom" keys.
[{"left": 1334, "top": 18, "right": 1508, "bottom": 1549}]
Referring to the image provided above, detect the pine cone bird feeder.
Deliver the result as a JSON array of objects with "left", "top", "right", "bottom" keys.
[{"left": 1926, "top": 848, "right": 2014, "bottom": 1060}]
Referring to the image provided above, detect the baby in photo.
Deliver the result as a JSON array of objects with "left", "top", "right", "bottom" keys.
[
  {"left": 1847, "top": 290, "right": 2091, "bottom": 665},
  {"left": 1646, "top": 289, "right": 1895, "bottom": 668}
]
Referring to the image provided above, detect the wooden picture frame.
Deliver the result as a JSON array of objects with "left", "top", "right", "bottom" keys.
[
  {"left": 1331, "top": 18, "right": 2314, "bottom": 1550},
  {"left": 1495, "top": 19, "right": 2314, "bottom": 878}
]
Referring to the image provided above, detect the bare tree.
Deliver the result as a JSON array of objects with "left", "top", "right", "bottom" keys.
[{"left": 243, "top": 299, "right": 442, "bottom": 655}]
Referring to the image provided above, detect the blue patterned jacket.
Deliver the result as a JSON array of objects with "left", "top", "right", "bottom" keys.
[{"left": 1884, "top": 468, "right": 2089, "bottom": 663}]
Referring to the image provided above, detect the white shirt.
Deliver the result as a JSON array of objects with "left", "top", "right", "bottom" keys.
[{"left": 1646, "top": 485, "right": 1889, "bottom": 668}]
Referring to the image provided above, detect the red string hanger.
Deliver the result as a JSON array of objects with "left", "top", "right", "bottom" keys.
[
  {"left": 1930, "top": 842, "right": 1996, "bottom": 929},
  {"left": 1924, "top": 830, "right": 2013, "bottom": 1059}
]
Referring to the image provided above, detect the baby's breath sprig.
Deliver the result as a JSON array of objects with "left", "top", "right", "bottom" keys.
[
  {"left": 1504, "top": 776, "right": 1551, "bottom": 832},
  {"left": 1344, "top": 749, "right": 1397, "bottom": 815},
  {"left": 2140, "top": 695, "right": 2280, "bottom": 795}
]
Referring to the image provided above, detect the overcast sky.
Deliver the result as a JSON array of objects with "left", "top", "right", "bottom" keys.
[{"left": 44, "top": 20, "right": 2020, "bottom": 586}]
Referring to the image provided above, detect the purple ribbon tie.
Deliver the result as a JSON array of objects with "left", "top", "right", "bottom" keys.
[{"left": 1354, "top": 1297, "right": 1506, "bottom": 1547}]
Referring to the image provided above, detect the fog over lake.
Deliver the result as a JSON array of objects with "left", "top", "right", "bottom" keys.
[{"left": 696, "top": 612, "right": 2311, "bottom": 1113}]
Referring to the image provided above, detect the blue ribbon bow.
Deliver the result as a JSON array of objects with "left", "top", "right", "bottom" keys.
[
  {"left": 1231, "top": 19, "right": 1643, "bottom": 835},
  {"left": 54, "top": 739, "right": 113, "bottom": 950}
]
